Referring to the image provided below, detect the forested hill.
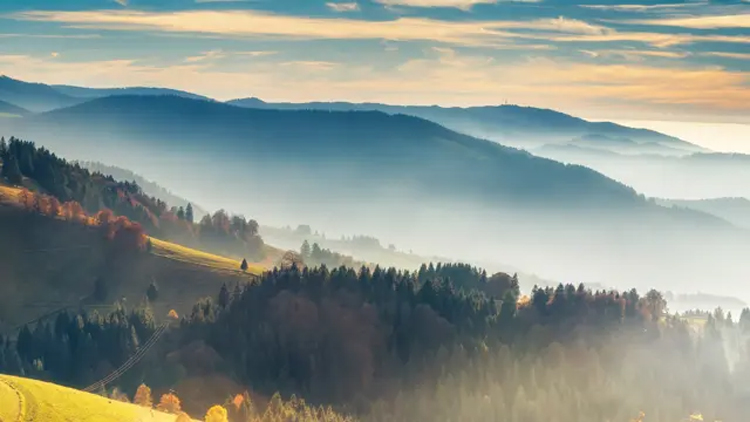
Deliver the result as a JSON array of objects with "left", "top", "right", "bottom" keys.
[
  {"left": 0, "top": 137, "right": 265, "bottom": 260},
  {"left": 77, "top": 160, "right": 209, "bottom": 220}
]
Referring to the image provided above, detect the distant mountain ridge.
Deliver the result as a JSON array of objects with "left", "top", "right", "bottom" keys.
[
  {"left": 0, "top": 75, "right": 211, "bottom": 113},
  {"left": 0, "top": 99, "right": 29, "bottom": 117},
  {"left": 227, "top": 97, "right": 705, "bottom": 155},
  {"left": 0, "top": 75, "right": 704, "bottom": 157}
]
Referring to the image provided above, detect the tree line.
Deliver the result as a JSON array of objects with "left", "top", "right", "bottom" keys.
[{"left": 3, "top": 262, "right": 750, "bottom": 420}]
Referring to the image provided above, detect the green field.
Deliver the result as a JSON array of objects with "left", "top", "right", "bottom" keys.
[{"left": 0, "top": 375, "right": 197, "bottom": 422}]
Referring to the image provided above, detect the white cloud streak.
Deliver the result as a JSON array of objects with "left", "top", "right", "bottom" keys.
[{"left": 326, "top": 2, "right": 360, "bottom": 12}]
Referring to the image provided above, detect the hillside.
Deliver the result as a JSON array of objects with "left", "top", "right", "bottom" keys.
[
  {"left": 77, "top": 160, "right": 209, "bottom": 220},
  {"left": 535, "top": 144, "right": 750, "bottom": 199},
  {"left": 0, "top": 184, "right": 262, "bottom": 331},
  {"left": 657, "top": 197, "right": 750, "bottom": 229},
  {"left": 227, "top": 97, "right": 704, "bottom": 154},
  {"left": 0, "top": 99, "right": 29, "bottom": 118},
  {"left": 0, "top": 76, "right": 80, "bottom": 113},
  {"left": 0, "top": 137, "right": 266, "bottom": 261},
  {"left": 0, "top": 375, "right": 194, "bottom": 422}
]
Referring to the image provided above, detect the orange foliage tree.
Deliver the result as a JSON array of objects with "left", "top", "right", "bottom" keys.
[
  {"left": 133, "top": 383, "right": 153, "bottom": 408},
  {"left": 157, "top": 392, "right": 182, "bottom": 414}
]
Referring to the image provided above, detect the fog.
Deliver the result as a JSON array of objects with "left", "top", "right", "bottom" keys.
[{"left": 5, "top": 120, "right": 750, "bottom": 304}]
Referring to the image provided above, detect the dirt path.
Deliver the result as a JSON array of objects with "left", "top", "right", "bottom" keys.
[{"left": 0, "top": 377, "right": 24, "bottom": 422}]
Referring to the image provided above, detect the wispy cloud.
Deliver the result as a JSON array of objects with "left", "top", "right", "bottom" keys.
[
  {"left": 327, "top": 2, "right": 360, "bottom": 12},
  {"left": 701, "top": 51, "right": 750, "bottom": 60},
  {"left": 580, "top": 3, "right": 705, "bottom": 12},
  {"left": 373, "top": 0, "right": 499, "bottom": 10},
  {"left": 184, "top": 49, "right": 276, "bottom": 62},
  {"left": 580, "top": 49, "right": 690, "bottom": 61},
  {"left": 8, "top": 10, "right": 614, "bottom": 47},
  {"left": 113, "top": 0, "right": 128, "bottom": 6},
  {"left": 619, "top": 14, "right": 750, "bottom": 29}
]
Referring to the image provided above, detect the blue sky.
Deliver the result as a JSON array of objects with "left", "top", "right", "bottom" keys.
[{"left": 0, "top": 0, "right": 748, "bottom": 123}]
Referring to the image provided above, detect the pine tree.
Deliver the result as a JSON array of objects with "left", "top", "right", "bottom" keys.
[
  {"left": 176, "top": 206, "right": 185, "bottom": 220},
  {"left": 240, "top": 258, "right": 248, "bottom": 272},
  {"left": 185, "top": 203, "right": 194, "bottom": 224},
  {"left": 2, "top": 153, "right": 23, "bottom": 185},
  {"left": 218, "top": 283, "right": 230, "bottom": 309},
  {"left": 300, "top": 240, "right": 311, "bottom": 260},
  {"left": 147, "top": 281, "right": 159, "bottom": 302}
]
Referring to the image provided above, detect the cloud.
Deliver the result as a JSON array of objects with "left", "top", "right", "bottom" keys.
[
  {"left": 580, "top": 3, "right": 705, "bottom": 12},
  {"left": 184, "top": 49, "right": 276, "bottom": 62},
  {"left": 373, "top": 0, "right": 498, "bottom": 10},
  {"left": 580, "top": 49, "right": 690, "bottom": 61},
  {"left": 50, "top": 52, "right": 60, "bottom": 58},
  {"left": 701, "top": 51, "right": 750, "bottom": 60},
  {"left": 619, "top": 14, "right": 750, "bottom": 29},
  {"left": 8, "top": 10, "right": 617, "bottom": 48},
  {"left": 113, "top": 0, "right": 128, "bottom": 5},
  {"left": 11, "top": 9, "right": 750, "bottom": 49},
  {"left": 326, "top": 2, "right": 360, "bottom": 12}
]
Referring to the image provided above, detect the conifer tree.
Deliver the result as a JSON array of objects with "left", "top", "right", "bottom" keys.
[
  {"left": 240, "top": 258, "right": 249, "bottom": 272},
  {"left": 185, "top": 203, "right": 194, "bottom": 224}
]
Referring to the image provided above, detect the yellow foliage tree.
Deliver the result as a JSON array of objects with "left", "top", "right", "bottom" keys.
[
  {"left": 157, "top": 392, "right": 182, "bottom": 414},
  {"left": 133, "top": 383, "right": 153, "bottom": 408},
  {"left": 205, "top": 405, "right": 228, "bottom": 422}
]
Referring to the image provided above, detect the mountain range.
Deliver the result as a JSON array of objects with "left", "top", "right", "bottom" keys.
[
  {"left": 227, "top": 97, "right": 704, "bottom": 155},
  {"left": 2, "top": 91, "right": 748, "bottom": 297}
]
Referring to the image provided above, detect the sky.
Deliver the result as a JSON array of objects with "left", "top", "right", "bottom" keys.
[{"left": 0, "top": 0, "right": 748, "bottom": 128}]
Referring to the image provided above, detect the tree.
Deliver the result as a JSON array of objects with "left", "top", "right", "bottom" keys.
[
  {"left": 2, "top": 153, "right": 22, "bottom": 185},
  {"left": 157, "top": 392, "right": 182, "bottom": 414},
  {"left": 185, "top": 203, "right": 194, "bottom": 224},
  {"left": 176, "top": 206, "right": 185, "bottom": 220},
  {"left": 240, "top": 258, "right": 249, "bottom": 272},
  {"left": 205, "top": 405, "right": 228, "bottom": 422},
  {"left": 147, "top": 281, "right": 159, "bottom": 302},
  {"left": 300, "top": 240, "right": 312, "bottom": 260},
  {"left": 133, "top": 383, "right": 153, "bottom": 407},
  {"left": 146, "top": 238, "right": 153, "bottom": 253},
  {"left": 218, "top": 283, "right": 230, "bottom": 309}
]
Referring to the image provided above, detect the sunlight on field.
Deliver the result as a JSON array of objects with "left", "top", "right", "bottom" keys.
[
  {"left": 0, "top": 185, "right": 22, "bottom": 202},
  {"left": 0, "top": 375, "right": 197, "bottom": 422},
  {"left": 149, "top": 237, "right": 264, "bottom": 276}
]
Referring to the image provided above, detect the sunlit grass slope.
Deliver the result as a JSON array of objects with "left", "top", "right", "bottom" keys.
[
  {"left": 149, "top": 237, "right": 264, "bottom": 276},
  {"left": 0, "top": 374, "right": 196, "bottom": 422}
]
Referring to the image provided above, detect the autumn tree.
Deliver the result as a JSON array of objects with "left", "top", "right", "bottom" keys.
[
  {"left": 205, "top": 405, "right": 228, "bottom": 422},
  {"left": 133, "top": 383, "right": 153, "bottom": 407},
  {"left": 157, "top": 392, "right": 182, "bottom": 414}
]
